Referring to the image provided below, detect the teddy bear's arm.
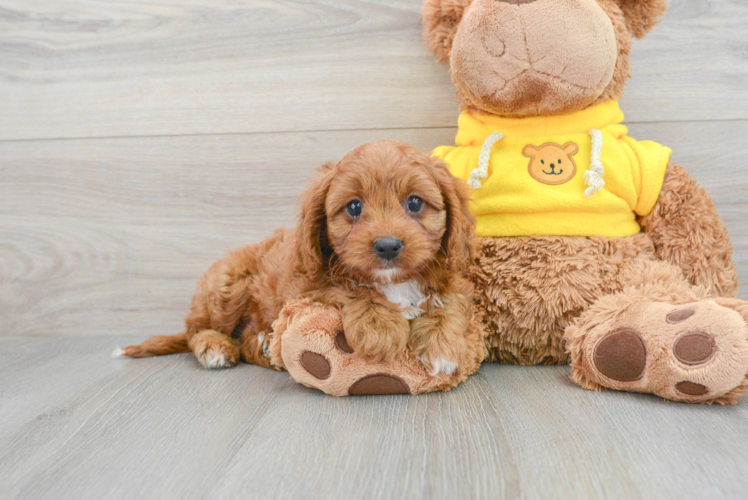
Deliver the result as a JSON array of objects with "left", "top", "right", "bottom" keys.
[{"left": 640, "top": 161, "right": 738, "bottom": 297}]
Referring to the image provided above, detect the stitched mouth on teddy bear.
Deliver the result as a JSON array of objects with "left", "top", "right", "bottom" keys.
[
  {"left": 542, "top": 168, "right": 563, "bottom": 176},
  {"left": 541, "top": 161, "right": 564, "bottom": 176}
]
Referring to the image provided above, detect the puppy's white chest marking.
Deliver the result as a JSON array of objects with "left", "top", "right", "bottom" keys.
[{"left": 376, "top": 280, "right": 427, "bottom": 319}]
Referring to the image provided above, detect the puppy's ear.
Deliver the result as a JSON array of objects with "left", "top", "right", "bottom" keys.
[
  {"left": 427, "top": 156, "right": 477, "bottom": 272},
  {"left": 423, "top": 0, "right": 473, "bottom": 63},
  {"left": 617, "top": 0, "right": 668, "bottom": 39},
  {"left": 296, "top": 162, "right": 336, "bottom": 279}
]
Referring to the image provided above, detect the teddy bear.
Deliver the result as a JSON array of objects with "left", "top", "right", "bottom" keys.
[{"left": 270, "top": 0, "right": 748, "bottom": 403}]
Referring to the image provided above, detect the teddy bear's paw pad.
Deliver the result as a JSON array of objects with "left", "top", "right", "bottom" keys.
[
  {"left": 280, "top": 319, "right": 440, "bottom": 396},
  {"left": 672, "top": 331, "right": 716, "bottom": 365},
  {"left": 674, "top": 381, "right": 708, "bottom": 396},
  {"left": 666, "top": 307, "right": 695, "bottom": 324},
  {"left": 348, "top": 373, "right": 411, "bottom": 395},
  {"left": 593, "top": 328, "right": 646, "bottom": 382},
  {"left": 334, "top": 330, "right": 354, "bottom": 354},
  {"left": 586, "top": 301, "right": 748, "bottom": 402},
  {"left": 299, "top": 351, "right": 331, "bottom": 380}
]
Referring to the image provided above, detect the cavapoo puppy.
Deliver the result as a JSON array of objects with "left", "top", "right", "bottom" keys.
[{"left": 118, "top": 140, "right": 478, "bottom": 375}]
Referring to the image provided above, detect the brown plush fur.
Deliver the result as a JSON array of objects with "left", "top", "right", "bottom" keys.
[
  {"left": 473, "top": 232, "right": 655, "bottom": 365},
  {"left": 417, "top": 0, "right": 748, "bottom": 404},
  {"left": 640, "top": 163, "right": 739, "bottom": 298},
  {"left": 422, "top": 0, "right": 665, "bottom": 116},
  {"left": 565, "top": 260, "right": 748, "bottom": 404},
  {"left": 470, "top": 163, "right": 740, "bottom": 368},
  {"left": 121, "top": 141, "right": 482, "bottom": 376},
  {"left": 472, "top": 161, "right": 746, "bottom": 404}
]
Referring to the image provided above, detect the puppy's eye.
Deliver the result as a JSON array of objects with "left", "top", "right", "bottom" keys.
[
  {"left": 345, "top": 200, "right": 363, "bottom": 218},
  {"left": 406, "top": 195, "right": 424, "bottom": 214}
]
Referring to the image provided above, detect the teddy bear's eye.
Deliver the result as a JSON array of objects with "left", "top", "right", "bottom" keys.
[
  {"left": 540, "top": 160, "right": 545, "bottom": 165},
  {"left": 558, "top": 159, "right": 562, "bottom": 164}
]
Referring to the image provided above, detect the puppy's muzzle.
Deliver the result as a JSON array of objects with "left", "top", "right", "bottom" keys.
[{"left": 373, "top": 237, "right": 403, "bottom": 261}]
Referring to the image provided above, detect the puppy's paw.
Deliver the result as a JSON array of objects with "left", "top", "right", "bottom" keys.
[
  {"left": 343, "top": 305, "right": 410, "bottom": 363},
  {"left": 409, "top": 313, "right": 468, "bottom": 376},
  {"left": 418, "top": 355, "right": 459, "bottom": 376},
  {"left": 415, "top": 338, "right": 466, "bottom": 376},
  {"left": 189, "top": 330, "right": 240, "bottom": 369},
  {"left": 197, "top": 346, "right": 238, "bottom": 369}
]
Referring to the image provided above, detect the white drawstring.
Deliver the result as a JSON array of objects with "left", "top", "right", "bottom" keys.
[
  {"left": 468, "top": 132, "right": 503, "bottom": 189},
  {"left": 585, "top": 129, "right": 605, "bottom": 198},
  {"left": 469, "top": 129, "right": 605, "bottom": 197}
]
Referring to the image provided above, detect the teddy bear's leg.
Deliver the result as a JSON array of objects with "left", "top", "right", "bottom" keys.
[
  {"left": 566, "top": 259, "right": 748, "bottom": 404},
  {"left": 267, "top": 299, "right": 484, "bottom": 396},
  {"left": 641, "top": 162, "right": 738, "bottom": 297}
]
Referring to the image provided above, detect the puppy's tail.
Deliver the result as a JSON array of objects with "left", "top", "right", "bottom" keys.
[{"left": 113, "top": 332, "right": 191, "bottom": 359}]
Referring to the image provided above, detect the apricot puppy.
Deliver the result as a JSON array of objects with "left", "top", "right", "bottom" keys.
[{"left": 118, "top": 140, "right": 479, "bottom": 376}]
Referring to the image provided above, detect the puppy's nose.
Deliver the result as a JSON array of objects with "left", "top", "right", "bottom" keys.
[{"left": 373, "top": 237, "right": 403, "bottom": 261}]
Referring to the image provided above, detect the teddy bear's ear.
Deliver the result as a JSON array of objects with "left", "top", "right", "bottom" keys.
[
  {"left": 562, "top": 142, "right": 579, "bottom": 156},
  {"left": 617, "top": 0, "right": 668, "bottom": 39},
  {"left": 422, "top": 0, "right": 473, "bottom": 63},
  {"left": 522, "top": 145, "right": 539, "bottom": 158}
]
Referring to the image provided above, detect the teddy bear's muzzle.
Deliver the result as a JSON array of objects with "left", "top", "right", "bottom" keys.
[{"left": 450, "top": 0, "right": 618, "bottom": 116}]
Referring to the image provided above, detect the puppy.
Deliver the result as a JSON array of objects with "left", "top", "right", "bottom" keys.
[{"left": 118, "top": 140, "right": 477, "bottom": 375}]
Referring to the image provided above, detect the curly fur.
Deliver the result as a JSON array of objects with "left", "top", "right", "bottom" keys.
[{"left": 121, "top": 141, "right": 481, "bottom": 375}]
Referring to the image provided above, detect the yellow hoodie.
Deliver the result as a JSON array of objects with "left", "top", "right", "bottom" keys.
[{"left": 433, "top": 101, "right": 672, "bottom": 238}]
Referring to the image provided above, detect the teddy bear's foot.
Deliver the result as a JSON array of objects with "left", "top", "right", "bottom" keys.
[
  {"left": 568, "top": 298, "right": 748, "bottom": 404},
  {"left": 269, "top": 300, "right": 471, "bottom": 396}
]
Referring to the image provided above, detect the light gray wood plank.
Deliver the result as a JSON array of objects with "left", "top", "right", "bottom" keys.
[
  {"left": 1, "top": 121, "right": 747, "bottom": 338},
  {"left": 0, "top": 337, "right": 296, "bottom": 500},
  {"left": 1, "top": 0, "right": 747, "bottom": 141},
  {"left": 1, "top": 336, "right": 747, "bottom": 500}
]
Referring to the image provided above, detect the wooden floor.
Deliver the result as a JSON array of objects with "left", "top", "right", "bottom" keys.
[
  {"left": 1, "top": 0, "right": 748, "bottom": 498},
  {"left": 1, "top": 336, "right": 748, "bottom": 500}
]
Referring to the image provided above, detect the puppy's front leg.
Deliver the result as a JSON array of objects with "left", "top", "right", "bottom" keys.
[
  {"left": 341, "top": 290, "right": 410, "bottom": 363},
  {"left": 409, "top": 291, "right": 470, "bottom": 376}
]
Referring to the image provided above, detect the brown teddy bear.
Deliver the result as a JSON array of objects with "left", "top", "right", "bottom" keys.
[{"left": 272, "top": 0, "right": 748, "bottom": 403}]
